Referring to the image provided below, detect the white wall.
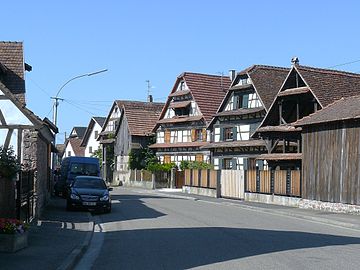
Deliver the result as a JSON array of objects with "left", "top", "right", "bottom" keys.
[
  {"left": 63, "top": 142, "right": 75, "bottom": 158},
  {"left": 84, "top": 122, "right": 102, "bottom": 157}
]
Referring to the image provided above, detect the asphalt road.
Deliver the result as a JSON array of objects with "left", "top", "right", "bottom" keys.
[{"left": 75, "top": 187, "right": 360, "bottom": 270}]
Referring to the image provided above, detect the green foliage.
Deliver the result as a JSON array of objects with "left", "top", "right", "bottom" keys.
[
  {"left": 179, "top": 160, "right": 213, "bottom": 170},
  {"left": 146, "top": 162, "right": 176, "bottom": 172},
  {"left": 129, "top": 148, "right": 157, "bottom": 170},
  {"left": 0, "top": 146, "right": 20, "bottom": 179},
  {"left": 91, "top": 148, "right": 103, "bottom": 168}
]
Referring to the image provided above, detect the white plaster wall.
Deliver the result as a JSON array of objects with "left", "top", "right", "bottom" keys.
[{"left": 84, "top": 122, "right": 102, "bottom": 157}]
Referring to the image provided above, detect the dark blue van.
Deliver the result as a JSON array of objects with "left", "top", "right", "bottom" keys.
[{"left": 54, "top": 156, "right": 100, "bottom": 197}]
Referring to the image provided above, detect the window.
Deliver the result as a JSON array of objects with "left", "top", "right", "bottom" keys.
[
  {"left": 157, "top": 131, "right": 165, "bottom": 143},
  {"left": 68, "top": 151, "right": 71, "bottom": 157},
  {"left": 213, "top": 158, "right": 219, "bottom": 170},
  {"left": 170, "top": 131, "right": 177, "bottom": 143},
  {"left": 94, "top": 131, "right": 99, "bottom": 139},
  {"left": 237, "top": 125, "right": 250, "bottom": 140},
  {"left": 165, "top": 108, "right": 175, "bottom": 119},
  {"left": 195, "top": 129, "right": 203, "bottom": 141},
  {"left": 214, "top": 128, "right": 220, "bottom": 142},
  {"left": 224, "top": 127, "right": 234, "bottom": 141},
  {"left": 159, "top": 156, "right": 164, "bottom": 164},
  {"left": 223, "top": 158, "right": 234, "bottom": 169},
  {"left": 182, "top": 130, "right": 191, "bottom": 142},
  {"left": 89, "top": 146, "right": 93, "bottom": 154},
  {"left": 236, "top": 157, "right": 245, "bottom": 170}
]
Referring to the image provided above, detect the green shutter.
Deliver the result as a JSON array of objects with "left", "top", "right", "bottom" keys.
[
  {"left": 220, "top": 127, "right": 224, "bottom": 141},
  {"left": 233, "top": 95, "right": 239, "bottom": 110},
  {"left": 232, "top": 126, "right": 237, "bottom": 141},
  {"left": 242, "top": 94, "right": 249, "bottom": 108},
  {"left": 219, "top": 159, "right": 223, "bottom": 170}
]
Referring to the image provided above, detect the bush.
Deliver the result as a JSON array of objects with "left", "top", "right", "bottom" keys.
[
  {"left": 146, "top": 162, "right": 176, "bottom": 172},
  {"left": 0, "top": 146, "right": 20, "bottom": 179},
  {"left": 180, "top": 160, "right": 213, "bottom": 170}
]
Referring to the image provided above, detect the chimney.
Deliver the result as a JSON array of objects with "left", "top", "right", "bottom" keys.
[
  {"left": 229, "top": 69, "right": 236, "bottom": 82},
  {"left": 148, "top": 94, "right": 153, "bottom": 103},
  {"left": 291, "top": 57, "right": 299, "bottom": 66}
]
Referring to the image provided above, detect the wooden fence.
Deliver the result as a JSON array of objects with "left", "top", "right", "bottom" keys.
[
  {"left": 221, "top": 170, "right": 245, "bottom": 199},
  {"left": 184, "top": 169, "right": 218, "bottom": 189},
  {"left": 246, "top": 169, "right": 301, "bottom": 197}
]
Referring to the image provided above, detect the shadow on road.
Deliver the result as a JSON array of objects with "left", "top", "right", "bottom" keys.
[{"left": 97, "top": 226, "right": 360, "bottom": 269}]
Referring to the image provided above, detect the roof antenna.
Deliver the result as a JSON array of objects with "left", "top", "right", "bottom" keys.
[
  {"left": 217, "top": 72, "right": 225, "bottom": 92},
  {"left": 146, "top": 80, "right": 153, "bottom": 102}
]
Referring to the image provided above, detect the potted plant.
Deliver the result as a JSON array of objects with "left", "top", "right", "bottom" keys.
[{"left": 0, "top": 218, "right": 29, "bottom": 252}]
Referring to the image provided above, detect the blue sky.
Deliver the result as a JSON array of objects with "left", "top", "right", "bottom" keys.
[{"left": 2, "top": 1, "right": 360, "bottom": 143}]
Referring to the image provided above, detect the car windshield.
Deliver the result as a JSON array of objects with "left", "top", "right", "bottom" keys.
[
  {"left": 70, "top": 163, "right": 98, "bottom": 176},
  {"left": 73, "top": 178, "right": 107, "bottom": 189}
]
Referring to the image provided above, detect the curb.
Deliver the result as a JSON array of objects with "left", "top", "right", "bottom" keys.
[
  {"left": 218, "top": 201, "right": 360, "bottom": 231},
  {"left": 56, "top": 213, "right": 95, "bottom": 270}
]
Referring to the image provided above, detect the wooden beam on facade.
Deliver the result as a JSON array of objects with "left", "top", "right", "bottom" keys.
[
  {"left": 0, "top": 109, "right": 6, "bottom": 125},
  {"left": 4, "top": 129, "right": 14, "bottom": 150}
]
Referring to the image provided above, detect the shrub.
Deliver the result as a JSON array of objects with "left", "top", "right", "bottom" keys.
[
  {"left": 0, "top": 146, "right": 20, "bottom": 179},
  {"left": 146, "top": 162, "right": 177, "bottom": 172},
  {"left": 180, "top": 160, "right": 213, "bottom": 170}
]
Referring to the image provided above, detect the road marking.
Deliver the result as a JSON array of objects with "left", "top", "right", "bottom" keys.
[{"left": 74, "top": 215, "right": 104, "bottom": 270}]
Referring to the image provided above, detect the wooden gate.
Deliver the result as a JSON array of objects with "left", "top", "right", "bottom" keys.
[
  {"left": 221, "top": 170, "right": 245, "bottom": 199},
  {"left": 16, "top": 170, "right": 35, "bottom": 222},
  {"left": 175, "top": 171, "right": 185, "bottom": 188}
]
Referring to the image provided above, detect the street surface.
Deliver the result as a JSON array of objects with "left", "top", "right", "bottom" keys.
[{"left": 75, "top": 187, "right": 360, "bottom": 270}]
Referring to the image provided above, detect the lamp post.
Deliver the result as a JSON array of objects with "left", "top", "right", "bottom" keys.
[
  {"left": 51, "top": 69, "right": 108, "bottom": 127},
  {"left": 51, "top": 69, "right": 107, "bottom": 170}
]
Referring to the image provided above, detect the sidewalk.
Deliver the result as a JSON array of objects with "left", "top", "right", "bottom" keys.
[
  {"left": 0, "top": 197, "right": 94, "bottom": 270},
  {"left": 155, "top": 189, "right": 360, "bottom": 231}
]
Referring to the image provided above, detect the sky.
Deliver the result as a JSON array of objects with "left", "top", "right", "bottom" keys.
[{"left": 2, "top": 0, "right": 360, "bottom": 143}]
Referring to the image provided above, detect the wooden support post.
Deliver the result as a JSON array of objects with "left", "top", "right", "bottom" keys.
[{"left": 279, "top": 100, "right": 283, "bottom": 126}]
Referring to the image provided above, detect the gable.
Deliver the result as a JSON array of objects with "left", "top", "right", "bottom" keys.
[{"left": 280, "top": 68, "right": 307, "bottom": 91}]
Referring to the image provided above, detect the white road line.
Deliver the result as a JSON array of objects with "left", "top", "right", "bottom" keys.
[{"left": 74, "top": 215, "right": 104, "bottom": 270}]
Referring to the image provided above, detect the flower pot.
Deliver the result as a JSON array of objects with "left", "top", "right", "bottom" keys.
[{"left": 0, "top": 231, "right": 28, "bottom": 252}]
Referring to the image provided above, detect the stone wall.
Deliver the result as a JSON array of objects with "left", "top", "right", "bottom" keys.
[
  {"left": 299, "top": 199, "right": 360, "bottom": 215},
  {"left": 22, "top": 129, "right": 51, "bottom": 219}
]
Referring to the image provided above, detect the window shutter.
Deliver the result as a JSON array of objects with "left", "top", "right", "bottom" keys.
[
  {"left": 232, "top": 126, "right": 237, "bottom": 141},
  {"left": 164, "top": 130, "right": 170, "bottom": 143},
  {"left": 191, "top": 129, "right": 196, "bottom": 142},
  {"left": 250, "top": 122, "right": 259, "bottom": 135},
  {"left": 218, "top": 159, "right": 223, "bottom": 170},
  {"left": 233, "top": 95, "right": 239, "bottom": 110},
  {"left": 202, "top": 128, "right": 207, "bottom": 142},
  {"left": 196, "top": 154, "right": 203, "bottom": 162},
  {"left": 220, "top": 127, "right": 224, "bottom": 141},
  {"left": 231, "top": 159, "right": 237, "bottom": 169},
  {"left": 242, "top": 95, "right": 249, "bottom": 108},
  {"left": 164, "top": 155, "right": 171, "bottom": 163}
]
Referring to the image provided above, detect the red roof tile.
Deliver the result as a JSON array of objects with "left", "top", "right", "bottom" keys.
[
  {"left": 119, "top": 101, "right": 164, "bottom": 136},
  {"left": 68, "top": 137, "right": 85, "bottom": 156},
  {"left": 0, "top": 42, "right": 25, "bottom": 95}
]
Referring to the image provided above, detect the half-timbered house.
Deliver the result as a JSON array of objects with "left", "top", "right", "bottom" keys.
[
  {"left": 150, "top": 72, "right": 231, "bottom": 167},
  {"left": 204, "top": 65, "right": 289, "bottom": 170},
  {"left": 254, "top": 58, "right": 360, "bottom": 170},
  {"left": 112, "top": 100, "right": 164, "bottom": 185}
]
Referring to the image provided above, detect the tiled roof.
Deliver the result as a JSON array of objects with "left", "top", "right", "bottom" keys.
[
  {"left": 157, "top": 115, "right": 203, "bottom": 124},
  {"left": 295, "top": 65, "right": 360, "bottom": 107},
  {"left": 294, "top": 95, "right": 360, "bottom": 126},
  {"left": 80, "top": 116, "right": 106, "bottom": 147},
  {"left": 68, "top": 137, "right": 85, "bottom": 156},
  {"left": 93, "top": 117, "right": 106, "bottom": 127},
  {"left": 119, "top": 100, "right": 164, "bottom": 136},
  {"left": 256, "top": 153, "right": 302, "bottom": 160},
  {"left": 246, "top": 65, "right": 289, "bottom": 110},
  {"left": 0, "top": 42, "right": 25, "bottom": 95},
  {"left": 184, "top": 73, "right": 231, "bottom": 123},
  {"left": 278, "top": 86, "right": 310, "bottom": 97},
  {"left": 71, "top": 126, "right": 87, "bottom": 139},
  {"left": 168, "top": 100, "right": 191, "bottom": 109}
]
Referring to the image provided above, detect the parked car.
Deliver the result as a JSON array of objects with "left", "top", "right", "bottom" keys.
[
  {"left": 54, "top": 156, "right": 100, "bottom": 197},
  {"left": 66, "top": 176, "right": 112, "bottom": 213}
]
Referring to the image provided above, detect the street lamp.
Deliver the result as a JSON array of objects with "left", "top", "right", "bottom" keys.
[
  {"left": 51, "top": 68, "right": 107, "bottom": 170},
  {"left": 51, "top": 68, "right": 108, "bottom": 127}
]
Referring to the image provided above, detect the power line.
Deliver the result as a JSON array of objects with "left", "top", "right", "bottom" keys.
[
  {"left": 328, "top": 59, "right": 360, "bottom": 69},
  {"left": 27, "top": 76, "right": 52, "bottom": 97}
]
